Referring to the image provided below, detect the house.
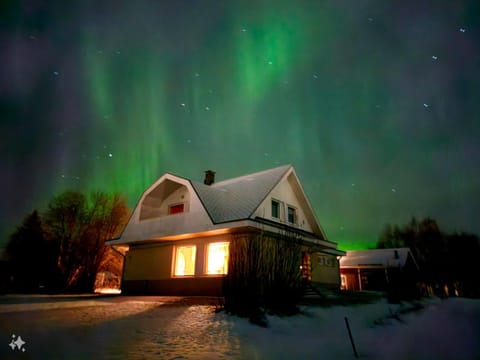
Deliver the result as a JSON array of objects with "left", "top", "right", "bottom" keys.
[
  {"left": 107, "top": 165, "right": 345, "bottom": 295},
  {"left": 340, "top": 248, "right": 420, "bottom": 296}
]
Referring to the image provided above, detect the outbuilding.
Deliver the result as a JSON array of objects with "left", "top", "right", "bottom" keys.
[{"left": 340, "top": 248, "right": 419, "bottom": 297}]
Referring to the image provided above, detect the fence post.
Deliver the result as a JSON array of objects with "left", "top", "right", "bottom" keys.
[{"left": 344, "top": 316, "right": 358, "bottom": 358}]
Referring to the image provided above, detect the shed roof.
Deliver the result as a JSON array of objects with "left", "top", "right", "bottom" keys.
[{"left": 340, "top": 248, "right": 418, "bottom": 269}]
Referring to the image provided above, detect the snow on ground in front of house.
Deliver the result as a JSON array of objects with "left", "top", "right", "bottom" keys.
[
  {"left": 0, "top": 295, "right": 479, "bottom": 359},
  {"left": 235, "top": 297, "right": 480, "bottom": 360}
]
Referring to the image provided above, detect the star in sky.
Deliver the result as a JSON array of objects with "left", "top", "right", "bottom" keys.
[{"left": 1, "top": 0, "right": 479, "bottom": 251}]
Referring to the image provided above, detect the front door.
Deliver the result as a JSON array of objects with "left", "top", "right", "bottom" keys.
[{"left": 301, "top": 252, "right": 312, "bottom": 281}]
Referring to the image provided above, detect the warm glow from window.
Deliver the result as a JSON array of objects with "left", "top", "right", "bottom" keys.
[
  {"left": 174, "top": 245, "right": 196, "bottom": 276},
  {"left": 206, "top": 242, "right": 229, "bottom": 275}
]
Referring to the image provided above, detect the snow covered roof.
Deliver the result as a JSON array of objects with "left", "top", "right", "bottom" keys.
[
  {"left": 108, "top": 164, "right": 338, "bottom": 246},
  {"left": 340, "top": 248, "right": 419, "bottom": 269},
  {"left": 190, "top": 165, "right": 291, "bottom": 223}
]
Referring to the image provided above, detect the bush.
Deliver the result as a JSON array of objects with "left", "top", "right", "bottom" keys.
[{"left": 223, "top": 231, "right": 304, "bottom": 325}]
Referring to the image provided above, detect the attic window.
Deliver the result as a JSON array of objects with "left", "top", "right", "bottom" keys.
[
  {"left": 287, "top": 206, "right": 297, "bottom": 224},
  {"left": 169, "top": 203, "right": 184, "bottom": 215},
  {"left": 271, "top": 200, "right": 281, "bottom": 219}
]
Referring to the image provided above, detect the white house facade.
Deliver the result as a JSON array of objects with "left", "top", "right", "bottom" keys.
[{"left": 108, "top": 165, "right": 345, "bottom": 295}]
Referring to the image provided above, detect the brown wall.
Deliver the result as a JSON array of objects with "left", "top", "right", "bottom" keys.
[
  {"left": 122, "top": 277, "right": 224, "bottom": 296},
  {"left": 341, "top": 269, "right": 361, "bottom": 291}
]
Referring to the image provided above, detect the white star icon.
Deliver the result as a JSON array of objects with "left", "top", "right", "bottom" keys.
[{"left": 14, "top": 336, "right": 26, "bottom": 350}]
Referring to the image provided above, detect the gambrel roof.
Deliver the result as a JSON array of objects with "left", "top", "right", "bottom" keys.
[
  {"left": 191, "top": 165, "right": 291, "bottom": 223},
  {"left": 108, "top": 164, "right": 337, "bottom": 248}
]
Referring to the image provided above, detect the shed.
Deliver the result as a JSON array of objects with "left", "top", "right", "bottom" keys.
[{"left": 340, "top": 248, "right": 419, "bottom": 296}]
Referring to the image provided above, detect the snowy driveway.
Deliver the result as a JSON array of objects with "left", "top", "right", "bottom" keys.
[
  {"left": 0, "top": 295, "right": 479, "bottom": 359},
  {"left": 0, "top": 296, "right": 243, "bottom": 359}
]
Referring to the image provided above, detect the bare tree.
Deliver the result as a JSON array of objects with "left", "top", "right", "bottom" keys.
[
  {"left": 223, "top": 230, "right": 304, "bottom": 325},
  {"left": 42, "top": 191, "right": 129, "bottom": 292}
]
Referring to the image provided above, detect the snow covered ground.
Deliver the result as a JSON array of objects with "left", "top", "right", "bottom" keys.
[{"left": 0, "top": 294, "right": 479, "bottom": 359}]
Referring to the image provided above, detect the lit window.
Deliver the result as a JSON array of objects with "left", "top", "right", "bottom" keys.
[
  {"left": 287, "top": 206, "right": 297, "bottom": 224},
  {"left": 169, "top": 203, "right": 184, "bottom": 215},
  {"left": 271, "top": 200, "right": 280, "bottom": 219},
  {"left": 206, "top": 242, "right": 229, "bottom": 275},
  {"left": 174, "top": 245, "right": 196, "bottom": 276}
]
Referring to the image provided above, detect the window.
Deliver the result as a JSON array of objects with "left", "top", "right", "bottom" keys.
[
  {"left": 169, "top": 203, "right": 184, "bottom": 215},
  {"left": 287, "top": 206, "right": 297, "bottom": 224},
  {"left": 271, "top": 200, "right": 280, "bottom": 219},
  {"left": 174, "top": 245, "right": 196, "bottom": 276},
  {"left": 206, "top": 242, "right": 229, "bottom": 275}
]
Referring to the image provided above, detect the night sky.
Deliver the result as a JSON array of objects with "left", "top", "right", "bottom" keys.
[{"left": 1, "top": 0, "right": 479, "bottom": 250}]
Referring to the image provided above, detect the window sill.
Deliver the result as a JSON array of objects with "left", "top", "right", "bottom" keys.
[{"left": 203, "top": 274, "right": 227, "bottom": 277}]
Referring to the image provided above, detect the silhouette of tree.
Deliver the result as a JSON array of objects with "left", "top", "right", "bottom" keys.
[
  {"left": 6, "top": 191, "right": 129, "bottom": 293},
  {"left": 6, "top": 210, "right": 54, "bottom": 292},
  {"left": 445, "top": 232, "right": 480, "bottom": 297},
  {"left": 377, "top": 217, "right": 480, "bottom": 297}
]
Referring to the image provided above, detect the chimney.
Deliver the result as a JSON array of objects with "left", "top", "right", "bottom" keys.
[{"left": 204, "top": 170, "right": 216, "bottom": 185}]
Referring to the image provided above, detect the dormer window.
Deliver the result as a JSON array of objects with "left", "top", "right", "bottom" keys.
[
  {"left": 169, "top": 203, "right": 184, "bottom": 215},
  {"left": 139, "top": 179, "right": 189, "bottom": 220}
]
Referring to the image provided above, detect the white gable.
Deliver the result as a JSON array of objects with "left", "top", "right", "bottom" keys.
[
  {"left": 252, "top": 167, "right": 326, "bottom": 239},
  {"left": 119, "top": 174, "right": 212, "bottom": 243}
]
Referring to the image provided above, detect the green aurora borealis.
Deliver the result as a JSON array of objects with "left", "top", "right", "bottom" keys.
[{"left": 2, "top": 1, "right": 480, "bottom": 250}]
